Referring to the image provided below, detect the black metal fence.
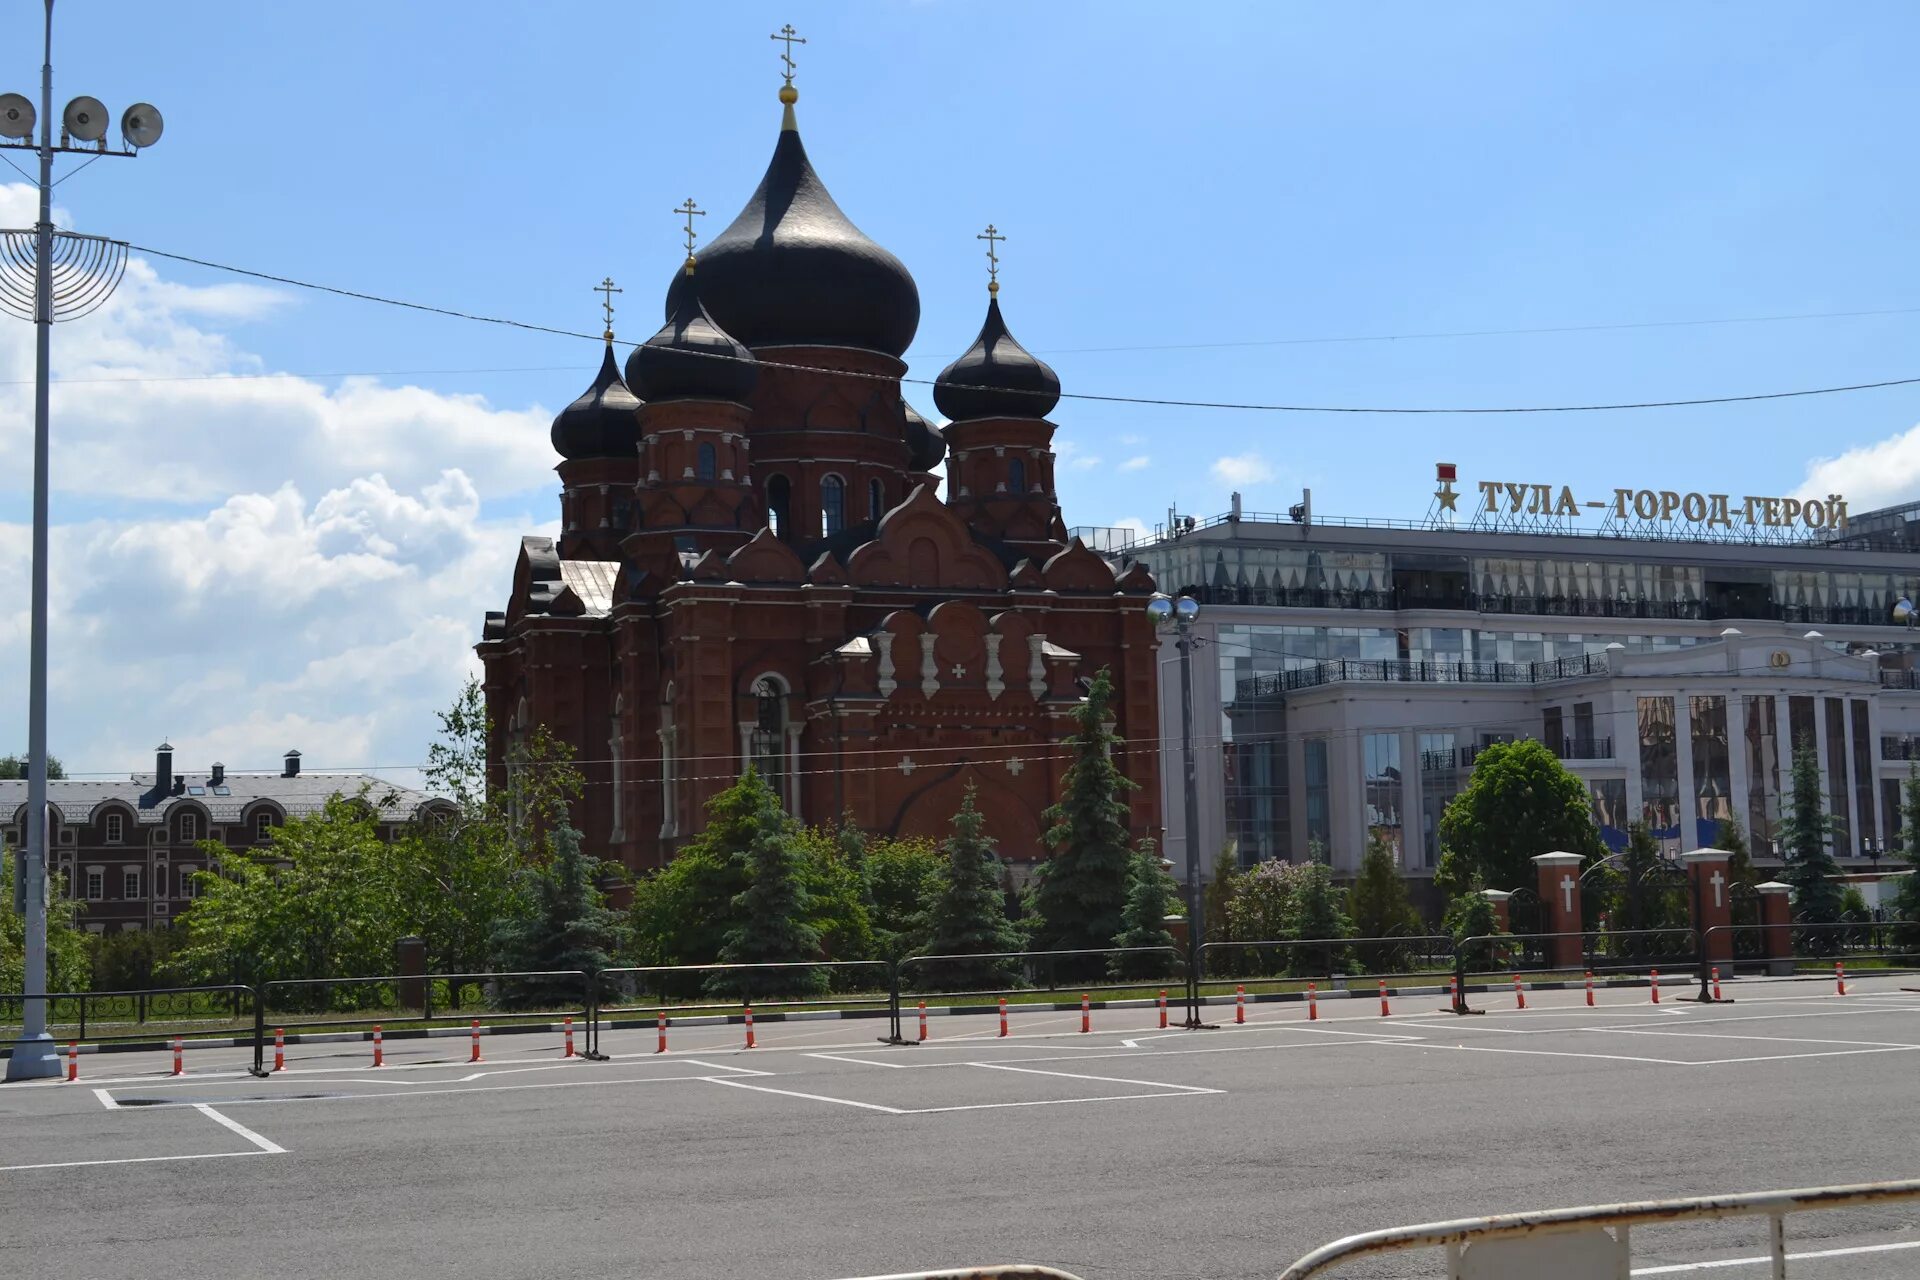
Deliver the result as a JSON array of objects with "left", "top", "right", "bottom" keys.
[
  {"left": 597, "top": 960, "right": 896, "bottom": 1042},
  {"left": 1, "top": 984, "right": 256, "bottom": 1048}
]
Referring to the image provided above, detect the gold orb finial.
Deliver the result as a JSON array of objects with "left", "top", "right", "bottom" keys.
[
  {"left": 684, "top": 253, "right": 698, "bottom": 278},
  {"left": 779, "top": 84, "right": 798, "bottom": 105}
]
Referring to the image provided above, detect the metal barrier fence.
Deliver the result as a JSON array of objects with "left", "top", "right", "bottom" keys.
[
  {"left": 1196, "top": 935, "right": 1455, "bottom": 1002},
  {"left": 1704, "top": 920, "right": 1920, "bottom": 975},
  {"left": 2, "top": 984, "right": 255, "bottom": 1048},
  {"left": 598, "top": 960, "right": 895, "bottom": 1045},
  {"left": 1277, "top": 1176, "right": 1920, "bottom": 1278},
  {"left": 253, "top": 969, "right": 595, "bottom": 1075},
  {"left": 898, "top": 946, "right": 1187, "bottom": 1037}
]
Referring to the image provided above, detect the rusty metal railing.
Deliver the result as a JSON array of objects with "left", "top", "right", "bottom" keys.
[{"left": 1277, "top": 1177, "right": 1920, "bottom": 1278}]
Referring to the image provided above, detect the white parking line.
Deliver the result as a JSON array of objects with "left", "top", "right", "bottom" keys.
[
  {"left": 700, "top": 1075, "right": 904, "bottom": 1114},
  {"left": 1633, "top": 1237, "right": 1920, "bottom": 1272},
  {"left": 966, "top": 1062, "right": 1221, "bottom": 1095},
  {"left": 193, "top": 1103, "right": 284, "bottom": 1154}
]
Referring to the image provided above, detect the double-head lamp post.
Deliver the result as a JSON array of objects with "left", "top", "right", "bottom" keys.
[
  {"left": 1146, "top": 590, "right": 1203, "bottom": 1028},
  {"left": 1, "top": 0, "right": 161, "bottom": 1082}
]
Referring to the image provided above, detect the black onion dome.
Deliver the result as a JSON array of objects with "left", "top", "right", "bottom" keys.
[
  {"left": 932, "top": 295, "right": 1061, "bottom": 421},
  {"left": 662, "top": 114, "right": 919, "bottom": 357},
  {"left": 902, "top": 399, "right": 946, "bottom": 471},
  {"left": 550, "top": 343, "right": 642, "bottom": 459},
  {"left": 625, "top": 272, "right": 759, "bottom": 403}
]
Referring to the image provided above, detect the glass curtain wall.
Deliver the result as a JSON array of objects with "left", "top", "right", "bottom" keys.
[
  {"left": 1225, "top": 738, "right": 1289, "bottom": 867},
  {"left": 1304, "top": 739, "right": 1331, "bottom": 855},
  {"left": 1825, "top": 698, "right": 1853, "bottom": 854},
  {"left": 1418, "top": 732, "right": 1457, "bottom": 869},
  {"left": 1744, "top": 696, "right": 1779, "bottom": 852},
  {"left": 1637, "top": 696, "right": 1680, "bottom": 839},
  {"left": 1590, "top": 778, "right": 1629, "bottom": 852},
  {"left": 1689, "top": 696, "right": 1732, "bottom": 847},
  {"left": 1363, "top": 734, "right": 1403, "bottom": 859},
  {"left": 1851, "top": 700, "right": 1876, "bottom": 853}
]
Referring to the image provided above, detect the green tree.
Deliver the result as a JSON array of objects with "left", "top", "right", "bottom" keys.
[
  {"left": 1348, "top": 832, "right": 1423, "bottom": 971},
  {"left": 1437, "top": 739, "right": 1604, "bottom": 897},
  {"left": 1780, "top": 739, "right": 1845, "bottom": 945},
  {"left": 171, "top": 793, "right": 404, "bottom": 1003},
  {"left": 1444, "top": 890, "right": 1503, "bottom": 972},
  {"left": 1893, "top": 769, "right": 1920, "bottom": 940},
  {"left": 1109, "top": 838, "right": 1179, "bottom": 980},
  {"left": 864, "top": 835, "right": 943, "bottom": 962},
  {"left": 706, "top": 769, "right": 825, "bottom": 998},
  {"left": 1716, "top": 813, "right": 1757, "bottom": 888},
  {"left": 1031, "top": 668, "right": 1137, "bottom": 975},
  {"left": 835, "top": 812, "right": 873, "bottom": 909},
  {"left": 1202, "top": 843, "right": 1240, "bottom": 973},
  {"left": 491, "top": 822, "right": 622, "bottom": 1007},
  {"left": 919, "top": 785, "right": 1022, "bottom": 989},
  {"left": 1281, "top": 857, "right": 1353, "bottom": 976},
  {"left": 1224, "top": 858, "right": 1298, "bottom": 976},
  {"left": 794, "top": 824, "right": 875, "bottom": 979},
  {"left": 1, "top": 844, "right": 91, "bottom": 994},
  {"left": 0, "top": 753, "right": 64, "bottom": 780}
]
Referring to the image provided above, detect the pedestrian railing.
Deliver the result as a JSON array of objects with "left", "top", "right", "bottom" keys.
[
  {"left": 1, "top": 984, "right": 255, "bottom": 1048},
  {"left": 1196, "top": 935, "right": 1455, "bottom": 998},
  {"left": 597, "top": 960, "right": 896, "bottom": 1046},
  {"left": 897, "top": 946, "right": 1187, "bottom": 1039},
  {"left": 1276, "top": 1176, "right": 1920, "bottom": 1278}
]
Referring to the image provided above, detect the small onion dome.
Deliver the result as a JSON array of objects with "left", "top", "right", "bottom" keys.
[
  {"left": 550, "top": 342, "right": 642, "bottom": 459},
  {"left": 662, "top": 105, "right": 920, "bottom": 357},
  {"left": 625, "top": 268, "right": 758, "bottom": 403},
  {"left": 902, "top": 399, "right": 946, "bottom": 471},
  {"left": 932, "top": 294, "right": 1060, "bottom": 422}
]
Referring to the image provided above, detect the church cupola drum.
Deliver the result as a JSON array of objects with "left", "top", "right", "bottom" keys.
[{"left": 479, "top": 28, "right": 1161, "bottom": 880}]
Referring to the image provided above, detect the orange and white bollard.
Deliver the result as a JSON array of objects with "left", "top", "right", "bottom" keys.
[
  {"left": 1512, "top": 974, "right": 1526, "bottom": 1010},
  {"left": 1712, "top": 966, "right": 1724, "bottom": 1002},
  {"left": 1379, "top": 978, "right": 1390, "bottom": 1017},
  {"left": 1080, "top": 992, "right": 1091, "bottom": 1034},
  {"left": 1449, "top": 974, "right": 1460, "bottom": 1011},
  {"left": 171, "top": 1036, "right": 183, "bottom": 1076},
  {"left": 273, "top": 1027, "right": 286, "bottom": 1072},
  {"left": 655, "top": 1011, "right": 667, "bottom": 1055},
  {"left": 744, "top": 1003, "right": 756, "bottom": 1049},
  {"left": 1585, "top": 971, "right": 1595, "bottom": 1007},
  {"left": 564, "top": 1016, "right": 576, "bottom": 1058},
  {"left": 998, "top": 997, "right": 1009, "bottom": 1038},
  {"left": 470, "top": 1018, "right": 482, "bottom": 1063},
  {"left": 1307, "top": 981, "right": 1318, "bottom": 1021},
  {"left": 1158, "top": 990, "right": 1168, "bottom": 1029},
  {"left": 1650, "top": 969, "right": 1661, "bottom": 1004},
  {"left": 1836, "top": 960, "right": 1848, "bottom": 997},
  {"left": 371, "top": 1024, "right": 384, "bottom": 1067},
  {"left": 918, "top": 1001, "right": 928, "bottom": 1043},
  {"left": 66, "top": 1041, "right": 77, "bottom": 1082},
  {"left": 1235, "top": 984, "right": 1246, "bottom": 1024}
]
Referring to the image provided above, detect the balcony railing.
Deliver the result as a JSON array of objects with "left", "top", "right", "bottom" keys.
[
  {"left": 1236, "top": 652, "right": 1611, "bottom": 700},
  {"left": 1551, "top": 736, "right": 1614, "bottom": 761},
  {"left": 1882, "top": 671, "right": 1920, "bottom": 692},
  {"left": 1167, "top": 583, "right": 1909, "bottom": 628},
  {"left": 1884, "top": 735, "right": 1920, "bottom": 759}
]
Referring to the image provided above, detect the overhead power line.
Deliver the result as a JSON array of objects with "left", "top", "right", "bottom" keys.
[{"left": 127, "top": 243, "right": 1920, "bottom": 417}]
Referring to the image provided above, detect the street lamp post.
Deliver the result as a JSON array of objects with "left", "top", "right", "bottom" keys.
[
  {"left": 1, "top": 0, "right": 161, "bottom": 1082},
  {"left": 1147, "top": 591, "right": 1205, "bottom": 1028}
]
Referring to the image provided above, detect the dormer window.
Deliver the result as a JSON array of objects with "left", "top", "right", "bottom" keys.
[
  {"left": 104, "top": 812, "right": 124, "bottom": 843},
  {"left": 178, "top": 813, "right": 198, "bottom": 842}
]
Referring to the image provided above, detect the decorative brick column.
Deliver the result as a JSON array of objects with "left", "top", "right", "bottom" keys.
[
  {"left": 1682, "top": 848, "right": 1734, "bottom": 962},
  {"left": 395, "top": 935, "right": 427, "bottom": 1011},
  {"left": 1756, "top": 880, "right": 1794, "bottom": 964},
  {"left": 1481, "top": 889, "right": 1512, "bottom": 933},
  {"left": 1532, "top": 852, "right": 1585, "bottom": 968}
]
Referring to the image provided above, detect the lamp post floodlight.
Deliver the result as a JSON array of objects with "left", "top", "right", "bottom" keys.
[{"left": 1148, "top": 591, "right": 1205, "bottom": 1028}]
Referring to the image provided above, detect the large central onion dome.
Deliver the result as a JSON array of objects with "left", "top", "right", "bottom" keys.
[
  {"left": 663, "top": 96, "right": 919, "bottom": 357},
  {"left": 932, "top": 292, "right": 1061, "bottom": 422},
  {"left": 551, "top": 342, "right": 642, "bottom": 459}
]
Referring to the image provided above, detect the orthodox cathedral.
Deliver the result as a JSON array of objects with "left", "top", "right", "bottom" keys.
[{"left": 478, "top": 50, "right": 1161, "bottom": 874}]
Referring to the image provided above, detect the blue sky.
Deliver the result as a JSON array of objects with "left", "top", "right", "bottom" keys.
[{"left": 5, "top": 1, "right": 1920, "bottom": 777}]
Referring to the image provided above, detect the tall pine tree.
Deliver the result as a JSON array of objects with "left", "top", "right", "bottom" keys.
[
  {"left": 706, "top": 772, "right": 826, "bottom": 998},
  {"left": 491, "top": 822, "right": 622, "bottom": 1008},
  {"left": 1031, "top": 668, "right": 1137, "bottom": 979},
  {"left": 1779, "top": 738, "right": 1844, "bottom": 949},
  {"left": 1109, "top": 838, "right": 1179, "bottom": 980},
  {"left": 1348, "top": 832, "right": 1422, "bottom": 971},
  {"left": 920, "top": 785, "right": 1022, "bottom": 989},
  {"left": 1894, "top": 767, "right": 1920, "bottom": 947}
]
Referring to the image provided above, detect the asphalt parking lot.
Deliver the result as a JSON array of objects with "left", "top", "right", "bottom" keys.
[{"left": 5, "top": 974, "right": 1920, "bottom": 1279}]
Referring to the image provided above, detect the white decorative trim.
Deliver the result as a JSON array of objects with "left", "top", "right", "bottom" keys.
[
  {"left": 877, "top": 632, "right": 897, "bottom": 697},
  {"left": 1028, "top": 633, "right": 1048, "bottom": 699},
  {"left": 984, "top": 634, "right": 1005, "bottom": 700},
  {"left": 920, "top": 633, "right": 940, "bottom": 699}
]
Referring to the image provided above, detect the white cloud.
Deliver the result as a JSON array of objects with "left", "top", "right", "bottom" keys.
[
  {"left": 1211, "top": 452, "right": 1276, "bottom": 486},
  {"left": 1110, "top": 515, "right": 1152, "bottom": 545},
  {"left": 1119, "top": 455, "right": 1150, "bottom": 472},
  {"left": 1053, "top": 437, "right": 1101, "bottom": 471},
  {"left": 1798, "top": 423, "right": 1920, "bottom": 513},
  {"left": 1119, "top": 433, "right": 1146, "bottom": 447}
]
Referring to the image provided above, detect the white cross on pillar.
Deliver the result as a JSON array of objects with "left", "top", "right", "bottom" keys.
[
  {"left": 898, "top": 757, "right": 916, "bottom": 776},
  {"left": 950, "top": 663, "right": 966, "bottom": 680},
  {"left": 1007, "top": 756, "right": 1025, "bottom": 776},
  {"left": 1560, "top": 874, "right": 1575, "bottom": 915},
  {"left": 1711, "top": 869, "right": 1725, "bottom": 909}
]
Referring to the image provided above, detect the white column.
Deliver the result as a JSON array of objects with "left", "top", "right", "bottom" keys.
[
  {"left": 1869, "top": 698, "right": 1888, "bottom": 855},
  {"left": 1812, "top": 694, "right": 1833, "bottom": 854},
  {"left": 1727, "top": 693, "right": 1750, "bottom": 848}
]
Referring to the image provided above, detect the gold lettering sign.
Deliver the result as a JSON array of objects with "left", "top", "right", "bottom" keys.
[{"left": 1436, "top": 465, "right": 1848, "bottom": 534}]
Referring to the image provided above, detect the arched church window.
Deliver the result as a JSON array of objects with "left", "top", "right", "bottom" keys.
[
  {"left": 749, "top": 676, "right": 788, "bottom": 804},
  {"left": 821, "top": 475, "right": 846, "bottom": 536},
  {"left": 696, "top": 442, "right": 716, "bottom": 481},
  {"left": 767, "top": 474, "right": 791, "bottom": 537},
  {"left": 1009, "top": 458, "right": 1027, "bottom": 494},
  {"left": 869, "top": 478, "right": 884, "bottom": 520}
]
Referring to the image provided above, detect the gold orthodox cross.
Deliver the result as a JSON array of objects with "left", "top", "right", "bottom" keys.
[
  {"left": 674, "top": 198, "right": 706, "bottom": 256},
  {"left": 977, "top": 224, "right": 1005, "bottom": 288},
  {"left": 771, "top": 24, "right": 805, "bottom": 86},
  {"left": 595, "top": 277, "right": 621, "bottom": 335}
]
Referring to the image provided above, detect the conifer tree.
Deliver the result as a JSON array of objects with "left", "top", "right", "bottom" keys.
[
  {"left": 1348, "top": 832, "right": 1421, "bottom": 971},
  {"left": 492, "top": 822, "right": 622, "bottom": 1008},
  {"left": 1894, "top": 768, "right": 1920, "bottom": 947},
  {"left": 920, "top": 785, "right": 1023, "bottom": 989},
  {"left": 1031, "top": 668, "right": 1137, "bottom": 978},
  {"left": 1282, "top": 856, "right": 1353, "bottom": 976},
  {"left": 836, "top": 810, "right": 873, "bottom": 910},
  {"left": 1779, "top": 739, "right": 1844, "bottom": 947},
  {"left": 707, "top": 777, "right": 825, "bottom": 998},
  {"left": 1109, "top": 838, "right": 1179, "bottom": 980}
]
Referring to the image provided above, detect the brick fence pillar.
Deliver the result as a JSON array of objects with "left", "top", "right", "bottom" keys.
[
  {"left": 1481, "top": 888, "right": 1512, "bottom": 933},
  {"left": 1682, "top": 848, "right": 1734, "bottom": 963},
  {"left": 1532, "top": 851, "right": 1585, "bottom": 968},
  {"left": 1756, "top": 880, "right": 1794, "bottom": 963}
]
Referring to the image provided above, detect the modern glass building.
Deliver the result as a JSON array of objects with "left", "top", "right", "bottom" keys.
[{"left": 1096, "top": 488, "right": 1920, "bottom": 887}]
